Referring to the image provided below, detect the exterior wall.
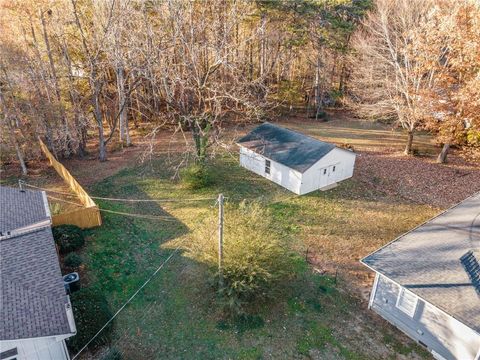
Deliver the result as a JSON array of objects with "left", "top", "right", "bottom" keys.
[
  {"left": 371, "top": 274, "right": 480, "bottom": 360},
  {"left": 239, "top": 146, "right": 302, "bottom": 194},
  {"left": 0, "top": 336, "right": 70, "bottom": 360},
  {"left": 299, "top": 148, "right": 356, "bottom": 195}
]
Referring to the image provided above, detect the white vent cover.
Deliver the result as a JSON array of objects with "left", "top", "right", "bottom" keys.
[{"left": 396, "top": 288, "right": 418, "bottom": 317}]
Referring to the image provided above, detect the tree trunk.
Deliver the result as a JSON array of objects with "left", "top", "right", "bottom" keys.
[
  {"left": 191, "top": 119, "right": 209, "bottom": 163},
  {"left": 93, "top": 79, "right": 107, "bottom": 162},
  {"left": 314, "top": 57, "right": 321, "bottom": 120},
  {"left": 437, "top": 143, "right": 450, "bottom": 163},
  {"left": 259, "top": 13, "right": 266, "bottom": 78},
  {"left": 116, "top": 66, "right": 126, "bottom": 145},
  {"left": 404, "top": 130, "right": 414, "bottom": 155},
  {"left": 60, "top": 38, "right": 87, "bottom": 157},
  {"left": 41, "top": 11, "right": 72, "bottom": 155},
  {"left": 125, "top": 111, "right": 131, "bottom": 147},
  {"left": 0, "top": 87, "right": 27, "bottom": 175},
  {"left": 11, "top": 127, "right": 28, "bottom": 176},
  {"left": 97, "top": 119, "right": 107, "bottom": 162}
]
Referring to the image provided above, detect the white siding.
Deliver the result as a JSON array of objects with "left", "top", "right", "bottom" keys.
[
  {"left": 239, "top": 146, "right": 302, "bottom": 194},
  {"left": 371, "top": 275, "right": 480, "bottom": 360},
  {"left": 0, "top": 337, "right": 70, "bottom": 360},
  {"left": 299, "top": 148, "right": 356, "bottom": 195}
]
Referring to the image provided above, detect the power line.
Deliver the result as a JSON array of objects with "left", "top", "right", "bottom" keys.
[
  {"left": 71, "top": 243, "right": 184, "bottom": 360},
  {"left": 47, "top": 195, "right": 180, "bottom": 222},
  {"left": 73, "top": 217, "right": 218, "bottom": 360},
  {"left": 106, "top": 219, "right": 219, "bottom": 359},
  {"left": 47, "top": 194, "right": 84, "bottom": 207},
  {"left": 99, "top": 208, "right": 178, "bottom": 222},
  {"left": 22, "top": 182, "right": 218, "bottom": 203},
  {"left": 92, "top": 195, "right": 218, "bottom": 203}
]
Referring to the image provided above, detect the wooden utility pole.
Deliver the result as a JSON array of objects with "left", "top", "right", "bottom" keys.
[{"left": 218, "top": 193, "right": 224, "bottom": 288}]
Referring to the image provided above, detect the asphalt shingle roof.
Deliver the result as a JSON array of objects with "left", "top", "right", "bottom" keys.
[
  {"left": 0, "top": 186, "right": 72, "bottom": 340},
  {"left": 0, "top": 186, "right": 49, "bottom": 234},
  {"left": 237, "top": 122, "right": 337, "bottom": 173},
  {"left": 362, "top": 192, "right": 480, "bottom": 333}
]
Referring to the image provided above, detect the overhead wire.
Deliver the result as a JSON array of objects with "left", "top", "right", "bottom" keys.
[
  {"left": 22, "top": 182, "right": 218, "bottom": 203},
  {"left": 71, "top": 245, "right": 183, "bottom": 360},
  {"left": 46, "top": 195, "right": 181, "bottom": 222},
  {"left": 72, "top": 216, "right": 219, "bottom": 360},
  {"left": 22, "top": 176, "right": 295, "bottom": 358},
  {"left": 107, "top": 218, "right": 219, "bottom": 359},
  {"left": 42, "top": 175, "right": 220, "bottom": 359}
]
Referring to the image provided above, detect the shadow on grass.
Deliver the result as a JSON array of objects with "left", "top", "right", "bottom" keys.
[
  {"left": 81, "top": 182, "right": 190, "bottom": 306},
  {"left": 73, "top": 153, "right": 436, "bottom": 360}
]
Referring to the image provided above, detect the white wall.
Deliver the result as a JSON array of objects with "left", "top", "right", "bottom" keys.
[
  {"left": 239, "top": 146, "right": 303, "bottom": 194},
  {"left": 371, "top": 274, "right": 480, "bottom": 360},
  {"left": 300, "top": 148, "right": 356, "bottom": 195},
  {"left": 0, "top": 336, "right": 70, "bottom": 360}
]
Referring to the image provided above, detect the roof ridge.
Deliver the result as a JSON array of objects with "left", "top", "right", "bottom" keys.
[
  {"left": 262, "top": 121, "right": 334, "bottom": 146},
  {"left": 0, "top": 222, "right": 51, "bottom": 241}
]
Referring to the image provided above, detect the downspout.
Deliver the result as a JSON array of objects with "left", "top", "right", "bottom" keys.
[{"left": 368, "top": 272, "right": 380, "bottom": 309}]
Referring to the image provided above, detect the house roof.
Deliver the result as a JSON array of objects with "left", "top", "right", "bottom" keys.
[
  {"left": 361, "top": 192, "right": 480, "bottom": 334},
  {"left": 0, "top": 186, "right": 73, "bottom": 340},
  {"left": 237, "top": 122, "right": 343, "bottom": 173},
  {"left": 0, "top": 186, "right": 50, "bottom": 234}
]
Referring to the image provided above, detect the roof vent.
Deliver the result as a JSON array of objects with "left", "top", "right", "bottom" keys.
[{"left": 460, "top": 250, "right": 480, "bottom": 295}]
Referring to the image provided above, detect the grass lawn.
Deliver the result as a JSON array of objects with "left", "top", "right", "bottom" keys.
[{"left": 75, "top": 153, "right": 436, "bottom": 360}]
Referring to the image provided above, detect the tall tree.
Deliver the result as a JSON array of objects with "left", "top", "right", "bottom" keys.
[
  {"left": 350, "top": 0, "right": 436, "bottom": 154},
  {"left": 418, "top": 0, "right": 480, "bottom": 162}
]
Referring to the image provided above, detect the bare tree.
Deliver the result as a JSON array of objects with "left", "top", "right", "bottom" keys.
[
  {"left": 350, "top": 0, "right": 436, "bottom": 154},
  {"left": 149, "top": 0, "right": 268, "bottom": 163},
  {"left": 0, "top": 76, "right": 27, "bottom": 175}
]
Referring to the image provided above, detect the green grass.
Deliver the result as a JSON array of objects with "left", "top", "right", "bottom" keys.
[{"left": 75, "top": 154, "right": 437, "bottom": 359}]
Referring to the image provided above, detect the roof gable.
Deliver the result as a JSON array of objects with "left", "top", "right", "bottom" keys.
[
  {"left": 237, "top": 123, "right": 337, "bottom": 173},
  {"left": 362, "top": 192, "right": 480, "bottom": 333}
]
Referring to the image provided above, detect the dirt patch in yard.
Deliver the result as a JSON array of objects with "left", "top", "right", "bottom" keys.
[{"left": 355, "top": 150, "right": 480, "bottom": 208}]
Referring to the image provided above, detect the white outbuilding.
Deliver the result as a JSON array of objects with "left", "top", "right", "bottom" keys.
[{"left": 237, "top": 122, "right": 356, "bottom": 195}]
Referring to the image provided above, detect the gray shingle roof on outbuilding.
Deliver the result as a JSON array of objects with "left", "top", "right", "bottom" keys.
[
  {"left": 237, "top": 122, "right": 337, "bottom": 173},
  {"left": 362, "top": 192, "right": 480, "bottom": 333},
  {"left": 0, "top": 186, "right": 73, "bottom": 340}
]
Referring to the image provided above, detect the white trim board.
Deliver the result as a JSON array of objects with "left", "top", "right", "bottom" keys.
[{"left": 363, "top": 268, "right": 480, "bottom": 338}]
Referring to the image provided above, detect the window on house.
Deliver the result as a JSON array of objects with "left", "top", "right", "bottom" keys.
[
  {"left": 332, "top": 166, "right": 336, "bottom": 172},
  {"left": 323, "top": 169, "right": 327, "bottom": 175},
  {"left": 265, "top": 159, "right": 271, "bottom": 174},
  {"left": 396, "top": 288, "right": 418, "bottom": 317}
]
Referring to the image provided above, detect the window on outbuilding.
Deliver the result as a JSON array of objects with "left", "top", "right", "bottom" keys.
[
  {"left": 396, "top": 288, "right": 418, "bottom": 317},
  {"left": 265, "top": 159, "right": 271, "bottom": 174}
]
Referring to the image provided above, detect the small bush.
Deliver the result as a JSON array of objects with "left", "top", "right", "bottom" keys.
[
  {"left": 67, "top": 288, "right": 113, "bottom": 352},
  {"left": 64, "top": 253, "right": 83, "bottom": 269},
  {"left": 180, "top": 163, "right": 213, "bottom": 189},
  {"left": 53, "top": 225, "right": 85, "bottom": 254},
  {"left": 189, "top": 201, "right": 293, "bottom": 316},
  {"left": 101, "top": 347, "right": 123, "bottom": 360}
]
